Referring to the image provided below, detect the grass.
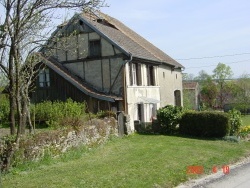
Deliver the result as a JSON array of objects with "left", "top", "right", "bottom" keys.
[
  {"left": 242, "top": 115, "right": 250, "bottom": 126},
  {"left": 2, "top": 134, "right": 250, "bottom": 188}
]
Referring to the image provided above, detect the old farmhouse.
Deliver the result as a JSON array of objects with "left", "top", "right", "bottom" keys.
[{"left": 32, "top": 11, "right": 184, "bottom": 132}]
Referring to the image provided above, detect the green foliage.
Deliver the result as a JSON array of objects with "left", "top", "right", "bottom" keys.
[
  {"left": 0, "top": 94, "right": 9, "bottom": 123},
  {"left": 156, "top": 105, "right": 183, "bottom": 134},
  {"left": 228, "top": 109, "right": 242, "bottom": 136},
  {"left": 242, "top": 115, "right": 250, "bottom": 126},
  {"left": 3, "top": 134, "right": 250, "bottom": 188},
  {"left": 213, "top": 63, "right": 233, "bottom": 81},
  {"left": 96, "top": 110, "right": 116, "bottom": 119},
  {"left": 0, "top": 135, "right": 17, "bottom": 172},
  {"left": 232, "top": 74, "right": 250, "bottom": 112},
  {"left": 239, "top": 125, "right": 250, "bottom": 138},
  {"left": 183, "top": 90, "right": 195, "bottom": 110},
  {"left": 31, "top": 99, "right": 86, "bottom": 128},
  {"left": 224, "top": 103, "right": 250, "bottom": 115},
  {"left": 213, "top": 63, "right": 233, "bottom": 107},
  {"left": 200, "top": 77, "right": 218, "bottom": 108},
  {"left": 179, "top": 111, "right": 230, "bottom": 137}
]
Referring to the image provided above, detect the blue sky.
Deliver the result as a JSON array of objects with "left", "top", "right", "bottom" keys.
[{"left": 101, "top": 0, "right": 250, "bottom": 78}]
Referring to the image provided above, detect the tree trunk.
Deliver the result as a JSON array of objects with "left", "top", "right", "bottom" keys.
[{"left": 8, "top": 48, "right": 16, "bottom": 135}]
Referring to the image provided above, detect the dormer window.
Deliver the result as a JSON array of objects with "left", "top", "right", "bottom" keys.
[{"left": 89, "top": 40, "right": 101, "bottom": 57}]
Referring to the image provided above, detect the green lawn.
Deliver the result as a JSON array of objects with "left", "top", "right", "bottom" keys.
[
  {"left": 2, "top": 134, "right": 250, "bottom": 188},
  {"left": 242, "top": 115, "right": 250, "bottom": 126}
]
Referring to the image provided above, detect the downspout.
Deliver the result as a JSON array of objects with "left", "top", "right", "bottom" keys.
[{"left": 123, "top": 53, "right": 133, "bottom": 114}]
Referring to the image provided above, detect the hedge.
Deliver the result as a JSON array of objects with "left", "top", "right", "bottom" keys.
[
  {"left": 179, "top": 111, "right": 230, "bottom": 137},
  {"left": 224, "top": 103, "right": 250, "bottom": 114}
]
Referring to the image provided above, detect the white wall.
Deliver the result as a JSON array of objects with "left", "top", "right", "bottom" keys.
[
  {"left": 125, "top": 63, "right": 160, "bottom": 131},
  {"left": 158, "top": 65, "right": 183, "bottom": 107}
]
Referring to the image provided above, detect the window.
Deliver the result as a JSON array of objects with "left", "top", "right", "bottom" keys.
[
  {"left": 89, "top": 40, "right": 101, "bottom": 57},
  {"left": 150, "top": 103, "right": 157, "bottom": 121},
  {"left": 137, "top": 103, "right": 143, "bottom": 121},
  {"left": 174, "top": 90, "right": 181, "bottom": 106},
  {"left": 39, "top": 69, "right": 50, "bottom": 87},
  {"left": 147, "top": 65, "right": 155, "bottom": 86},
  {"left": 132, "top": 63, "right": 137, "bottom": 85},
  {"left": 130, "top": 63, "right": 142, "bottom": 86},
  {"left": 136, "top": 64, "right": 142, "bottom": 86}
]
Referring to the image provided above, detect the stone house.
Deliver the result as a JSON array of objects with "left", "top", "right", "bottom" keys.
[{"left": 32, "top": 11, "right": 184, "bottom": 132}]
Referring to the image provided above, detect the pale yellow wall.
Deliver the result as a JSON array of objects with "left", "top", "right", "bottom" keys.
[
  {"left": 47, "top": 31, "right": 122, "bottom": 61},
  {"left": 78, "top": 33, "right": 88, "bottom": 59},
  {"left": 89, "top": 32, "right": 100, "bottom": 40},
  {"left": 64, "top": 62, "right": 84, "bottom": 78},
  {"left": 102, "top": 59, "right": 111, "bottom": 93},
  {"left": 102, "top": 38, "right": 114, "bottom": 56},
  {"left": 110, "top": 58, "right": 124, "bottom": 95},
  {"left": 85, "top": 60, "right": 102, "bottom": 90},
  {"left": 67, "top": 35, "right": 78, "bottom": 61},
  {"left": 158, "top": 64, "right": 183, "bottom": 107}
]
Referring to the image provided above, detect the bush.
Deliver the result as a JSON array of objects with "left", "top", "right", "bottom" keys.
[
  {"left": 31, "top": 99, "right": 86, "bottom": 128},
  {"left": 156, "top": 105, "right": 183, "bottom": 134},
  {"left": 0, "top": 94, "right": 9, "bottom": 123},
  {"left": 179, "top": 111, "right": 230, "bottom": 137},
  {"left": 228, "top": 109, "right": 242, "bottom": 136},
  {"left": 224, "top": 103, "right": 250, "bottom": 114},
  {"left": 239, "top": 125, "right": 250, "bottom": 138},
  {"left": 96, "top": 111, "right": 116, "bottom": 119}
]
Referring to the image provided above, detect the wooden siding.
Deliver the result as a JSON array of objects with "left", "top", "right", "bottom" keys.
[{"left": 31, "top": 67, "right": 120, "bottom": 113}]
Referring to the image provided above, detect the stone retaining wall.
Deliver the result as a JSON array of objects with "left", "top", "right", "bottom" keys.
[{"left": 17, "top": 117, "right": 118, "bottom": 161}]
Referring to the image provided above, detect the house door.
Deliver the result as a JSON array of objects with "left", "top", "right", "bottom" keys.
[{"left": 174, "top": 90, "right": 181, "bottom": 107}]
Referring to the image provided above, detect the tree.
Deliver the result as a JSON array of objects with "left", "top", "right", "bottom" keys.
[
  {"left": 0, "top": 70, "right": 8, "bottom": 88},
  {"left": 234, "top": 73, "right": 250, "bottom": 113},
  {"left": 182, "top": 73, "right": 194, "bottom": 81},
  {"left": 0, "top": 0, "right": 106, "bottom": 171},
  {"left": 213, "top": 63, "right": 233, "bottom": 108},
  {"left": 200, "top": 77, "right": 218, "bottom": 108},
  {"left": 194, "top": 70, "right": 211, "bottom": 84}
]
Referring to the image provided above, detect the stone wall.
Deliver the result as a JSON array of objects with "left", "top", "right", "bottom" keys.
[{"left": 17, "top": 117, "right": 118, "bottom": 161}]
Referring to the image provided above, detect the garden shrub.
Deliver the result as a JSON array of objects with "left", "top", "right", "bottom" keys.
[
  {"left": 156, "top": 105, "right": 183, "bottom": 134},
  {"left": 31, "top": 99, "right": 86, "bottom": 128},
  {"left": 228, "top": 109, "right": 242, "bottom": 136},
  {"left": 0, "top": 94, "right": 10, "bottom": 123},
  {"left": 224, "top": 103, "right": 250, "bottom": 114},
  {"left": 179, "top": 111, "right": 230, "bottom": 137},
  {"left": 239, "top": 125, "right": 250, "bottom": 138},
  {"left": 96, "top": 111, "right": 116, "bottom": 119}
]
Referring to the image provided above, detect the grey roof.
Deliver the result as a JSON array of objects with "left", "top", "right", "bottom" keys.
[{"left": 79, "top": 11, "right": 184, "bottom": 68}]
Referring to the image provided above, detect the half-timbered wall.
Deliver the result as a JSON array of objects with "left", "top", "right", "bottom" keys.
[{"left": 43, "top": 20, "right": 125, "bottom": 96}]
